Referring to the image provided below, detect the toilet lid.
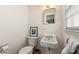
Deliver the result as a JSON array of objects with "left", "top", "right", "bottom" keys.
[{"left": 19, "top": 46, "right": 33, "bottom": 54}]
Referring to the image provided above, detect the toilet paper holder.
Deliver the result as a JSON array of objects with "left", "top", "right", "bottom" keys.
[{"left": 0, "top": 44, "right": 8, "bottom": 53}]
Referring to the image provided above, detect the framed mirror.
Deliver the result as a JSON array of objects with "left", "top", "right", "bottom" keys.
[
  {"left": 43, "top": 8, "right": 56, "bottom": 24},
  {"left": 65, "top": 5, "right": 79, "bottom": 32}
]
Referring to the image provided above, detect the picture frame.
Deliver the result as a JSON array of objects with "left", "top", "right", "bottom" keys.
[
  {"left": 43, "top": 8, "right": 56, "bottom": 24},
  {"left": 30, "top": 27, "right": 38, "bottom": 37}
]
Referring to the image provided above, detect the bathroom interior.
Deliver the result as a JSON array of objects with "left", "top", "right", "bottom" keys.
[{"left": 0, "top": 5, "right": 79, "bottom": 54}]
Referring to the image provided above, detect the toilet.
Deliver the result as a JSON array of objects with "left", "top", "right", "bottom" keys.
[{"left": 19, "top": 37, "right": 38, "bottom": 54}]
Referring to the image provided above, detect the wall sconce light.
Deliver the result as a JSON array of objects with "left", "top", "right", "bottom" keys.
[
  {"left": 46, "top": 5, "right": 55, "bottom": 9},
  {"left": 46, "top": 5, "right": 51, "bottom": 9}
]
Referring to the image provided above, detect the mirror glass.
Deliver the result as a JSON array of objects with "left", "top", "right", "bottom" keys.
[
  {"left": 65, "top": 5, "right": 79, "bottom": 31},
  {"left": 43, "top": 8, "right": 56, "bottom": 24}
]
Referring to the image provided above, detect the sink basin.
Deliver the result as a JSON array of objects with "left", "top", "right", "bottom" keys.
[{"left": 40, "top": 35, "right": 58, "bottom": 49}]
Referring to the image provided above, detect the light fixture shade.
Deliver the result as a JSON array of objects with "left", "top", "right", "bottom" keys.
[{"left": 46, "top": 5, "right": 50, "bottom": 8}]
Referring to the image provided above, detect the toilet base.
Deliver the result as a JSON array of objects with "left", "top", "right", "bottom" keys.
[{"left": 32, "top": 47, "right": 41, "bottom": 54}]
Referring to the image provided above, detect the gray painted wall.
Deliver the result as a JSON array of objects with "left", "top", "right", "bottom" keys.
[
  {"left": 28, "top": 5, "right": 64, "bottom": 53},
  {"left": 0, "top": 6, "right": 28, "bottom": 54}
]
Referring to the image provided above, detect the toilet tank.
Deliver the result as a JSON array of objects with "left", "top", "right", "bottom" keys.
[{"left": 28, "top": 37, "right": 38, "bottom": 47}]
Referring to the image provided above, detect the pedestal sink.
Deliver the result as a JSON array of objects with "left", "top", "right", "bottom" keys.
[{"left": 40, "top": 35, "right": 58, "bottom": 49}]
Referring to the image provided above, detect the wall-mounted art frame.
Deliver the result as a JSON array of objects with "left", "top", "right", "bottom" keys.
[
  {"left": 43, "top": 8, "right": 56, "bottom": 24},
  {"left": 30, "top": 27, "right": 38, "bottom": 37}
]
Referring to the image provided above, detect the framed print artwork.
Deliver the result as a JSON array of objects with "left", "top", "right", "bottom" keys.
[{"left": 30, "top": 27, "right": 38, "bottom": 37}]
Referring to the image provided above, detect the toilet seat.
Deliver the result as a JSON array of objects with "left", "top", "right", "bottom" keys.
[{"left": 19, "top": 46, "right": 33, "bottom": 54}]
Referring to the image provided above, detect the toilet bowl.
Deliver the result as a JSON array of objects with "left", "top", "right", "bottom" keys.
[
  {"left": 19, "top": 37, "right": 38, "bottom": 54},
  {"left": 19, "top": 46, "right": 33, "bottom": 54}
]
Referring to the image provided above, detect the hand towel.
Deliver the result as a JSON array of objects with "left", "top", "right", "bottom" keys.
[{"left": 62, "top": 37, "right": 79, "bottom": 54}]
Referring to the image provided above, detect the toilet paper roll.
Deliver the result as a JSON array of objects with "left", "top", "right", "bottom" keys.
[{"left": 2, "top": 45, "right": 8, "bottom": 51}]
